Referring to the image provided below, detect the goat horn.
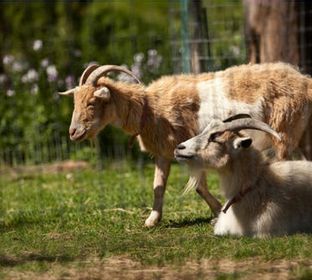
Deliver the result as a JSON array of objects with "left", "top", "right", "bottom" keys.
[
  {"left": 85, "top": 65, "right": 142, "bottom": 85},
  {"left": 215, "top": 119, "right": 281, "bottom": 141},
  {"left": 223, "top": 113, "right": 252, "bottom": 123},
  {"left": 58, "top": 87, "right": 77, "bottom": 96},
  {"left": 79, "top": 64, "right": 100, "bottom": 86}
]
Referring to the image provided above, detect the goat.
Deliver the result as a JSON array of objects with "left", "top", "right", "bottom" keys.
[
  {"left": 174, "top": 117, "right": 312, "bottom": 237},
  {"left": 59, "top": 62, "right": 312, "bottom": 227}
]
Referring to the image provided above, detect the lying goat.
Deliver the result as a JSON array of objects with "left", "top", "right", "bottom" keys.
[
  {"left": 59, "top": 62, "right": 312, "bottom": 227},
  {"left": 175, "top": 118, "right": 312, "bottom": 237}
]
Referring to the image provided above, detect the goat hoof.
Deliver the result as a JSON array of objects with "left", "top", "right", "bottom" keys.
[{"left": 144, "top": 211, "right": 161, "bottom": 228}]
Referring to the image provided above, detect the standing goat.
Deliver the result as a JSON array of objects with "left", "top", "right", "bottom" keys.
[
  {"left": 59, "top": 62, "right": 312, "bottom": 227},
  {"left": 174, "top": 118, "right": 312, "bottom": 237}
]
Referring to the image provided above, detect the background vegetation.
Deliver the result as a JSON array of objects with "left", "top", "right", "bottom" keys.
[
  {"left": 0, "top": 0, "right": 244, "bottom": 166},
  {"left": 0, "top": 1, "right": 171, "bottom": 165}
]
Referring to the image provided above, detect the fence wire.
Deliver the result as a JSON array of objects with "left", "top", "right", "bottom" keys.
[{"left": 2, "top": 0, "right": 312, "bottom": 167}]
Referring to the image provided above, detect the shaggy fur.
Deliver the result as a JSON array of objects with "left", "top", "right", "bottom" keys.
[
  {"left": 175, "top": 120, "right": 312, "bottom": 237},
  {"left": 62, "top": 62, "right": 312, "bottom": 227}
]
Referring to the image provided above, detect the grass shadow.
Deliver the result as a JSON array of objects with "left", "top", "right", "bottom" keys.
[
  {"left": 0, "top": 253, "right": 73, "bottom": 267},
  {"left": 0, "top": 207, "right": 69, "bottom": 233},
  {"left": 0, "top": 218, "right": 47, "bottom": 233},
  {"left": 165, "top": 216, "right": 213, "bottom": 228}
]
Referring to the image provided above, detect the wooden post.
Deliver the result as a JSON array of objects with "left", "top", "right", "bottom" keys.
[{"left": 189, "top": 0, "right": 210, "bottom": 73}]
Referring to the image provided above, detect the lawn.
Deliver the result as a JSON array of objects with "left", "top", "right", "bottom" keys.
[{"left": 0, "top": 160, "right": 312, "bottom": 279}]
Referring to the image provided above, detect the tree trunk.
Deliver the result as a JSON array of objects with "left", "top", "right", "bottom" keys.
[
  {"left": 244, "top": 0, "right": 299, "bottom": 65},
  {"left": 244, "top": 0, "right": 312, "bottom": 159}
]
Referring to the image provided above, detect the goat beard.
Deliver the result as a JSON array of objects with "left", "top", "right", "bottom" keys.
[{"left": 183, "top": 171, "right": 202, "bottom": 195}]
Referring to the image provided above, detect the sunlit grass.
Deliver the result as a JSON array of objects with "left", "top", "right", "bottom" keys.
[{"left": 0, "top": 161, "right": 311, "bottom": 278}]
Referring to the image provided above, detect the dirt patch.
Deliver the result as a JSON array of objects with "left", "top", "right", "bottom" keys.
[
  {"left": 2, "top": 256, "right": 312, "bottom": 280},
  {"left": 0, "top": 160, "right": 89, "bottom": 179}
]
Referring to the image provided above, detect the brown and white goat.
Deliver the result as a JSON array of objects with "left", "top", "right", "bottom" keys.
[
  {"left": 174, "top": 118, "right": 312, "bottom": 237},
  {"left": 59, "top": 62, "right": 312, "bottom": 227}
]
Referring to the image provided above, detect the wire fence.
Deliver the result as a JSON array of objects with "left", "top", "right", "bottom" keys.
[
  {"left": 2, "top": 0, "right": 312, "bottom": 167},
  {"left": 169, "top": 0, "right": 246, "bottom": 74},
  {"left": 0, "top": 0, "right": 249, "bottom": 168}
]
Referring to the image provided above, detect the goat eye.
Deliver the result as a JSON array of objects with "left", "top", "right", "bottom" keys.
[
  {"left": 209, "top": 132, "right": 223, "bottom": 144},
  {"left": 209, "top": 133, "right": 217, "bottom": 142},
  {"left": 87, "top": 99, "right": 97, "bottom": 107}
]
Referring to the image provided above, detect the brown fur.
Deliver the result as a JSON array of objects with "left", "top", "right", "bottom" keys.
[
  {"left": 140, "top": 77, "right": 201, "bottom": 158},
  {"left": 76, "top": 76, "right": 205, "bottom": 159},
  {"left": 65, "top": 62, "right": 312, "bottom": 226},
  {"left": 218, "top": 63, "right": 312, "bottom": 158},
  {"left": 71, "top": 62, "right": 312, "bottom": 159}
]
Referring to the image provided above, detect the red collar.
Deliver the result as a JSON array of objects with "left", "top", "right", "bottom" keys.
[{"left": 222, "top": 186, "right": 253, "bottom": 214}]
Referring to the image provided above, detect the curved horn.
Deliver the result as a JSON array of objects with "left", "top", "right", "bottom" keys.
[
  {"left": 58, "top": 87, "right": 77, "bottom": 96},
  {"left": 79, "top": 64, "right": 100, "bottom": 86},
  {"left": 214, "top": 119, "right": 281, "bottom": 141},
  {"left": 85, "top": 65, "right": 142, "bottom": 85},
  {"left": 223, "top": 113, "right": 252, "bottom": 123}
]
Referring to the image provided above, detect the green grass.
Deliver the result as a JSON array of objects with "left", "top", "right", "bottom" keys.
[{"left": 0, "top": 161, "right": 311, "bottom": 278}]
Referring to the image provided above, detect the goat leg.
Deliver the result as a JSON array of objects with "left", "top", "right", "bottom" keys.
[
  {"left": 144, "top": 157, "right": 171, "bottom": 227},
  {"left": 196, "top": 171, "right": 222, "bottom": 216}
]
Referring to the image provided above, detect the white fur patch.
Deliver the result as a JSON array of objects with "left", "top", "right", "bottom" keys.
[
  {"left": 214, "top": 207, "right": 243, "bottom": 236},
  {"left": 196, "top": 77, "right": 263, "bottom": 132}
]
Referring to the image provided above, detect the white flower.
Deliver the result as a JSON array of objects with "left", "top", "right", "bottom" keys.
[
  {"left": 147, "top": 49, "right": 162, "bottom": 72},
  {"left": 6, "top": 89, "right": 15, "bottom": 97},
  {"left": 3, "top": 55, "right": 14, "bottom": 65},
  {"left": 0, "top": 74, "right": 7, "bottom": 84},
  {"left": 12, "top": 61, "right": 24, "bottom": 72},
  {"left": 117, "top": 72, "right": 136, "bottom": 83},
  {"left": 148, "top": 49, "right": 157, "bottom": 57},
  {"left": 134, "top": 53, "right": 144, "bottom": 63},
  {"left": 30, "top": 84, "right": 39, "bottom": 95},
  {"left": 33, "top": 40, "right": 43, "bottom": 51},
  {"left": 21, "top": 74, "right": 28, "bottom": 83},
  {"left": 65, "top": 75, "right": 76, "bottom": 89},
  {"left": 117, "top": 64, "right": 137, "bottom": 83},
  {"left": 22, "top": 69, "right": 39, "bottom": 83},
  {"left": 131, "top": 63, "right": 142, "bottom": 80},
  {"left": 40, "top": 58, "right": 49, "bottom": 68},
  {"left": 46, "top": 65, "right": 58, "bottom": 82},
  {"left": 27, "top": 69, "right": 38, "bottom": 82},
  {"left": 230, "top": 46, "right": 240, "bottom": 56}
]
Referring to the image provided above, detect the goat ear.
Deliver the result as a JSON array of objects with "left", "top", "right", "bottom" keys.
[
  {"left": 233, "top": 137, "right": 252, "bottom": 149},
  {"left": 94, "top": 86, "right": 110, "bottom": 101},
  {"left": 58, "top": 87, "right": 77, "bottom": 96}
]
